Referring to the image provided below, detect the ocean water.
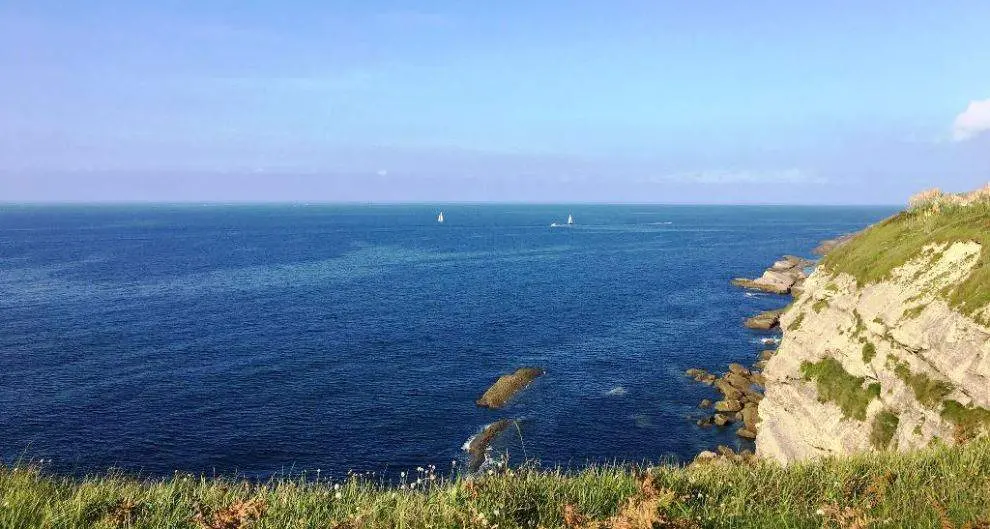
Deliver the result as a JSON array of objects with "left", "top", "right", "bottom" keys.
[{"left": 0, "top": 204, "right": 895, "bottom": 478}]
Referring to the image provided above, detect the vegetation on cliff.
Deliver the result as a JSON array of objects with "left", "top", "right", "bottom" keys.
[
  {"left": 5, "top": 440, "right": 990, "bottom": 528},
  {"left": 822, "top": 185, "right": 990, "bottom": 324},
  {"left": 800, "top": 357, "right": 881, "bottom": 420}
]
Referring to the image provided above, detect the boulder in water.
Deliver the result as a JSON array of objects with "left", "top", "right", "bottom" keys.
[
  {"left": 476, "top": 367, "right": 545, "bottom": 409},
  {"left": 744, "top": 309, "right": 783, "bottom": 330},
  {"left": 466, "top": 420, "right": 513, "bottom": 471}
]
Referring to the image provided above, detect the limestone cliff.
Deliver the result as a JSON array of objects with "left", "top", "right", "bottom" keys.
[{"left": 756, "top": 186, "right": 990, "bottom": 463}]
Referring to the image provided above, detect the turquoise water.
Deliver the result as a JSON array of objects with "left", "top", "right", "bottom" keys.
[{"left": 0, "top": 204, "right": 895, "bottom": 477}]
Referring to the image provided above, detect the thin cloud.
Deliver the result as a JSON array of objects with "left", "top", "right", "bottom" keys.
[
  {"left": 646, "top": 169, "right": 825, "bottom": 185},
  {"left": 952, "top": 98, "right": 990, "bottom": 141}
]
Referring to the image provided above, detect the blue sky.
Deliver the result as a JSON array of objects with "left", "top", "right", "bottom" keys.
[{"left": 1, "top": 1, "right": 989, "bottom": 203}]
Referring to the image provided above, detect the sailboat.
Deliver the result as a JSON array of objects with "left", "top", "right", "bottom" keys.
[
  {"left": 550, "top": 213, "right": 574, "bottom": 228},
  {"left": 437, "top": 211, "right": 444, "bottom": 224}
]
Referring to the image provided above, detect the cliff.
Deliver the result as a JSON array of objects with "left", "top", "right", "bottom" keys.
[{"left": 757, "top": 185, "right": 990, "bottom": 463}]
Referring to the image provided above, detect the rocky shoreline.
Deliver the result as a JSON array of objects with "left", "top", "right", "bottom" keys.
[{"left": 688, "top": 237, "right": 853, "bottom": 462}]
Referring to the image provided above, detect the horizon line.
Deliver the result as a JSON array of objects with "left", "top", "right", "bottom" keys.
[{"left": 0, "top": 200, "right": 905, "bottom": 208}]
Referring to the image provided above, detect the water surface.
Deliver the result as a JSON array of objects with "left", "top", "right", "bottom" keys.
[{"left": 0, "top": 204, "right": 894, "bottom": 477}]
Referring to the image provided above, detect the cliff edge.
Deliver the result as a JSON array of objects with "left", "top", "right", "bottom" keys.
[{"left": 757, "top": 184, "right": 990, "bottom": 463}]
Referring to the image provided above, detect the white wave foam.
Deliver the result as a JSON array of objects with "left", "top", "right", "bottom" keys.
[{"left": 604, "top": 386, "right": 628, "bottom": 396}]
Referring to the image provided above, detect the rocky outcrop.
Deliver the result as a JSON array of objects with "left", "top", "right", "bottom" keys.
[
  {"left": 744, "top": 309, "right": 783, "bottom": 330},
  {"left": 466, "top": 420, "right": 513, "bottom": 470},
  {"left": 476, "top": 367, "right": 544, "bottom": 409},
  {"left": 687, "top": 363, "right": 767, "bottom": 439},
  {"left": 732, "top": 255, "right": 814, "bottom": 295},
  {"left": 757, "top": 239, "right": 990, "bottom": 463}
]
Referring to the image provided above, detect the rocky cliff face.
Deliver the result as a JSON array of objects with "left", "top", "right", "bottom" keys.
[{"left": 757, "top": 189, "right": 990, "bottom": 463}]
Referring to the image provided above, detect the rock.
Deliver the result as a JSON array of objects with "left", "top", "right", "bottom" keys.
[
  {"left": 476, "top": 367, "right": 544, "bottom": 409},
  {"left": 771, "top": 259, "right": 795, "bottom": 271},
  {"left": 716, "top": 445, "right": 736, "bottom": 457},
  {"left": 699, "top": 374, "right": 716, "bottom": 385},
  {"left": 467, "top": 420, "right": 512, "bottom": 471},
  {"left": 694, "top": 450, "right": 718, "bottom": 463},
  {"left": 813, "top": 232, "right": 858, "bottom": 255},
  {"left": 791, "top": 278, "right": 806, "bottom": 298},
  {"left": 699, "top": 399, "right": 712, "bottom": 409},
  {"left": 685, "top": 368, "right": 707, "bottom": 378},
  {"left": 714, "top": 380, "right": 744, "bottom": 400},
  {"left": 736, "top": 428, "right": 758, "bottom": 440},
  {"left": 742, "top": 406, "right": 760, "bottom": 432},
  {"left": 714, "top": 399, "right": 743, "bottom": 412},
  {"left": 725, "top": 372, "right": 753, "bottom": 392},
  {"left": 745, "top": 309, "right": 783, "bottom": 330},
  {"left": 713, "top": 413, "right": 734, "bottom": 426},
  {"left": 759, "top": 350, "right": 776, "bottom": 361},
  {"left": 733, "top": 255, "right": 815, "bottom": 294},
  {"left": 696, "top": 417, "right": 712, "bottom": 427},
  {"left": 728, "top": 363, "right": 750, "bottom": 376},
  {"left": 751, "top": 373, "right": 766, "bottom": 386}
]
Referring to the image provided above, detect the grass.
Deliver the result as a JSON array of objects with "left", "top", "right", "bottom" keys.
[
  {"left": 870, "top": 410, "right": 900, "bottom": 449},
  {"left": 821, "top": 200, "right": 990, "bottom": 324},
  {"left": 812, "top": 298, "right": 829, "bottom": 314},
  {"left": 851, "top": 310, "right": 867, "bottom": 337},
  {"left": 902, "top": 304, "right": 927, "bottom": 320},
  {"left": 5, "top": 441, "right": 990, "bottom": 529},
  {"left": 800, "top": 357, "right": 881, "bottom": 420},
  {"left": 941, "top": 401, "right": 990, "bottom": 443},
  {"left": 787, "top": 312, "right": 806, "bottom": 331},
  {"left": 861, "top": 341, "right": 877, "bottom": 364},
  {"left": 893, "top": 361, "right": 954, "bottom": 409}
]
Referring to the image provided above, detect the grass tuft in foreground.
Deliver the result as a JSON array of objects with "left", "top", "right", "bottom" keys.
[{"left": 5, "top": 440, "right": 990, "bottom": 528}]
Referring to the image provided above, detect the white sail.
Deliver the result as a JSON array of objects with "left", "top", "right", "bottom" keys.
[
  {"left": 567, "top": 214, "right": 574, "bottom": 225},
  {"left": 438, "top": 211, "right": 444, "bottom": 223}
]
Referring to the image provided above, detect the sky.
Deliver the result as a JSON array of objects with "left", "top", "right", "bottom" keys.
[{"left": 1, "top": 1, "right": 989, "bottom": 204}]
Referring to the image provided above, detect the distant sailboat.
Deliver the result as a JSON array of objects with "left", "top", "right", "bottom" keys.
[
  {"left": 437, "top": 211, "right": 444, "bottom": 223},
  {"left": 550, "top": 213, "right": 575, "bottom": 228}
]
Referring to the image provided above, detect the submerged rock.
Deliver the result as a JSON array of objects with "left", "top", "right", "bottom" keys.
[
  {"left": 476, "top": 367, "right": 545, "bottom": 409},
  {"left": 466, "top": 420, "right": 513, "bottom": 471}
]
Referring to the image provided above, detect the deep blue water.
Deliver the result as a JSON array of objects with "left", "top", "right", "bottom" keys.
[{"left": 0, "top": 204, "right": 895, "bottom": 478}]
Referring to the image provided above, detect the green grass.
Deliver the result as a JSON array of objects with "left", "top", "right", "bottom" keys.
[
  {"left": 821, "top": 201, "right": 990, "bottom": 324},
  {"left": 787, "top": 312, "right": 806, "bottom": 331},
  {"left": 851, "top": 309, "right": 867, "bottom": 337},
  {"left": 941, "top": 400, "right": 990, "bottom": 442},
  {"left": 902, "top": 304, "right": 927, "bottom": 319},
  {"left": 801, "top": 357, "right": 881, "bottom": 420},
  {"left": 812, "top": 298, "right": 829, "bottom": 314},
  {"left": 870, "top": 410, "right": 900, "bottom": 449},
  {"left": 5, "top": 441, "right": 990, "bottom": 529},
  {"left": 893, "top": 361, "right": 954, "bottom": 408},
  {"left": 861, "top": 341, "right": 877, "bottom": 364}
]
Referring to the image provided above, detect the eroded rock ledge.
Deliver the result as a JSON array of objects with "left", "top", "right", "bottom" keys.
[{"left": 732, "top": 255, "right": 814, "bottom": 295}]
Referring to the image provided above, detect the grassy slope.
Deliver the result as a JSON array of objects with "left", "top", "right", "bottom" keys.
[
  {"left": 4, "top": 440, "right": 990, "bottom": 528},
  {"left": 821, "top": 201, "right": 990, "bottom": 324}
]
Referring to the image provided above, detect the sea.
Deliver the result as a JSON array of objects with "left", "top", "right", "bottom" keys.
[{"left": 0, "top": 204, "right": 896, "bottom": 479}]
